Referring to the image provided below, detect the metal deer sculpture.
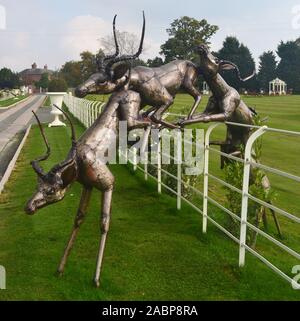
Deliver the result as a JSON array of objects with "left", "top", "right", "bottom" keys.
[
  {"left": 75, "top": 13, "right": 201, "bottom": 129},
  {"left": 180, "top": 44, "right": 256, "bottom": 157},
  {"left": 179, "top": 44, "right": 282, "bottom": 239},
  {"left": 25, "top": 90, "right": 143, "bottom": 287}
]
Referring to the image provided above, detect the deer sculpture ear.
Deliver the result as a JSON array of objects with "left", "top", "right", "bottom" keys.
[
  {"left": 219, "top": 61, "right": 236, "bottom": 71},
  {"left": 112, "top": 63, "right": 130, "bottom": 82}
]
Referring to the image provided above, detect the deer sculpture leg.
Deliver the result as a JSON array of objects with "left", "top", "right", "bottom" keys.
[
  {"left": 182, "top": 72, "right": 202, "bottom": 119},
  {"left": 57, "top": 187, "right": 92, "bottom": 275},
  {"left": 94, "top": 188, "right": 113, "bottom": 287}
]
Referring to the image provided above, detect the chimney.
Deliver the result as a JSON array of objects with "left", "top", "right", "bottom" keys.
[
  {"left": 32, "top": 62, "right": 37, "bottom": 69},
  {"left": 44, "top": 64, "right": 48, "bottom": 70}
]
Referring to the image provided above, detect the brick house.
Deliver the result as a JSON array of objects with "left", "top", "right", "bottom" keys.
[{"left": 19, "top": 63, "right": 54, "bottom": 92}]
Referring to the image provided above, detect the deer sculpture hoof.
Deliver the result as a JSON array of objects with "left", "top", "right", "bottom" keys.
[
  {"left": 94, "top": 279, "right": 100, "bottom": 288},
  {"left": 56, "top": 268, "right": 64, "bottom": 277}
]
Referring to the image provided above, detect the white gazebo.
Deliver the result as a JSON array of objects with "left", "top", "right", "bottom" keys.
[{"left": 269, "top": 78, "right": 287, "bottom": 96}]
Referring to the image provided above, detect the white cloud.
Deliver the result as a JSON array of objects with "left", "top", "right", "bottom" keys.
[
  {"left": 61, "top": 14, "right": 161, "bottom": 61},
  {"left": 13, "top": 32, "right": 30, "bottom": 49},
  {"left": 61, "top": 15, "right": 111, "bottom": 59}
]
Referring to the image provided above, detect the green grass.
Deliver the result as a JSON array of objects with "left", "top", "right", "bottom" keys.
[
  {"left": 0, "top": 95, "right": 300, "bottom": 300},
  {"left": 85, "top": 94, "right": 110, "bottom": 103},
  {"left": 43, "top": 96, "right": 51, "bottom": 107},
  {"left": 168, "top": 94, "right": 300, "bottom": 272},
  {"left": 0, "top": 94, "right": 29, "bottom": 107}
]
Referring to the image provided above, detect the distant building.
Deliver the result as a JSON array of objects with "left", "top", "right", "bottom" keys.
[{"left": 19, "top": 63, "right": 54, "bottom": 91}]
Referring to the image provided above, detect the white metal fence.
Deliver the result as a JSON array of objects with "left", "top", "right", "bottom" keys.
[
  {"left": 63, "top": 94, "right": 300, "bottom": 288},
  {"left": 64, "top": 93, "right": 106, "bottom": 128}
]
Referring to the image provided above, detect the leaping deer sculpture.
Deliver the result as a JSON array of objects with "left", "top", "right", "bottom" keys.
[
  {"left": 25, "top": 89, "right": 143, "bottom": 287},
  {"left": 75, "top": 12, "right": 202, "bottom": 129}
]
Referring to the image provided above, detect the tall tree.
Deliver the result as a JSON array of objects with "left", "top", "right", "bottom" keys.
[
  {"left": 276, "top": 40, "right": 300, "bottom": 93},
  {"left": 147, "top": 57, "right": 164, "bottom": 67},
  {"left": 257, "top": 51, "right": 277, "bottom": 91},
  {"left": 101, "top": 31, "right": 142, "bottom": 56},
  {"left": 0, "top": 68, "right": 20, "bottom": 89},
  {"left": 217, "top": 36, "right": 257, "bottom": 91},
  {"left": 48, "top": 78, "right": 68, "bottom": 92},
  {"left": 59, "top": 61, "right": 82, "bottom": 88},
  {"left": 160, "top": 16, "right": 218, "bottom": 62},
  {"left": 59, "top": 50, "right": 104, "bottom": 87},
  {"left": 35, "top": 73, "right": 50, "bottom": 90},
  {"left": 80, "top": 51, "right": 98, "bottom": 80}
]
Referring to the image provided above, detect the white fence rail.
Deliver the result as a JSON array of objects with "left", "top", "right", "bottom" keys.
[
  {"left": 64, "top": 93, "right": 106, "bottom": 128},
  {"left": 63, "top": 94, "right": 300, "bottom": 289}
]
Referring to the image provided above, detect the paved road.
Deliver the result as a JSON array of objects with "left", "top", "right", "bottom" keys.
[
  {"left": 0, "top": 94, "right": 46, "bottom": 180},
  {"left": 0, "top": 95, "right": 45, "bottom": 154}
]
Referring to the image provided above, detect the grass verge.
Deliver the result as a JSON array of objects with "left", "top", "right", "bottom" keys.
[
  {"left": 0, "top": 107, "right": 299, "bottom": 300},
  {"left": 0, "top": 95, "right": 29, "bottom": 108}
]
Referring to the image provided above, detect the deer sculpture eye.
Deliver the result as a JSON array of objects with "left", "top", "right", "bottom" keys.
[{"left": 47, "top": 187, "right": 55, "bottom": 194}]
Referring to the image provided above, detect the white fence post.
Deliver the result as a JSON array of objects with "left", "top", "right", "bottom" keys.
[
  {"left": 157, "top": 135, "right": 162, "bottom": 194},
  {"left": 133, "top": 148, "right": 137, "bottom": 171},
  {"left": 239, "top": 126, "right": 268, "bottom": 267},
  {"left": 177, "top": 161, "right": 182, "bottom": 210},
  {"left": 144, "top": 159, "right": 148, "bottom": 180},
  {"left": 177, "top": 130, "right": 182, "bottom": 210},
  {"left": 203, "top": 123, "right": 221, "bottom": 233}
]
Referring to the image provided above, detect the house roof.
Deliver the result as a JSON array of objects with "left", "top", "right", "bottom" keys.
[{"left": 19, "top": 63, "right": 54, "bottom": 76}]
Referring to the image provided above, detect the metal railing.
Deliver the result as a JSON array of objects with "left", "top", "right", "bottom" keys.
[
  {"left": 64, "top": 93, "right": 106, "bottom": 128},
  {"left": 63, "top": 95, "right": 300, "bottom": 289}
]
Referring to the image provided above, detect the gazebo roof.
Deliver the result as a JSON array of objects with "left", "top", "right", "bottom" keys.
[{"left": 269, "top": 78, "right": 286, "bottom": 85}]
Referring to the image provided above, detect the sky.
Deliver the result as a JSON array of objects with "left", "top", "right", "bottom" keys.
[{"left": 0, "top": 0, "right": 299, "bottom": 72}]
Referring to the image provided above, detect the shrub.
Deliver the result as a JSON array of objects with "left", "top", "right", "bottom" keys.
[
  {"left": 223, "top": 115, "right": 278, "bottom": 246},
  {"left": 48, "top": 78, "right": 68, "bottom": 92}
]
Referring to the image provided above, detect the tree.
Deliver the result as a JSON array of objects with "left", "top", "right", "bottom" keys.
[
  {"left": 35, "top": 72, "right": 50, "bottom": 90},
  {"left": 160, "top": 16, "right": 218, "bottom": 62},
  {"left": 147, "top": 57, "right": 164, "bottom": 67},
  {"left": 101, "top": 31, "right": 142, "bottom": 56},
  {"left": 58, "top": 50, "right": 104, "bottom": 87},
  {"left": 131, "top": 58, "right": 147, "bottom": 67},
  {"left": 257, "top": 51, "right": 277, "bottom": 91},
  {"left": 0, "top": 68, "right": 20, "bottom": 89},
  {"left": 80, "top": 51, "right": 98, "bottom": 80},
  {"left": 48, "top": 78, "right": 68, "bottom": 92},
  {"left": 217, "top": 36, "right": 257, "bottom": 91},
  {"left": 59, "top": 61, "right": 82, "bottom": 88},
  {"left": 276, "top": 40, "right": 300, "bottom": 93},
  {"left": 101, "top": 31, "right": 147, "bottom": 69}
]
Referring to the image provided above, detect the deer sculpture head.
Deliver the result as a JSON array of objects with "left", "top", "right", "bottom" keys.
[
  {"left": 196, "top": 44, "right": 255, "bottom": 81},
  {"left": 25, "top": 107, "right": 78, "bottom": 215},
  {"left": 75, "top": 12, "right": 146, "bottom": 98}
]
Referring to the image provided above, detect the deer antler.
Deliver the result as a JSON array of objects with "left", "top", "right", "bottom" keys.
[
  {"left": 96, "top": 15, "right": 119, "bottom": 71},
  {"left": 31, "top": 111, "right": 51, "bottom": 177},
  {"left": 53, "top": 104, "right": 76, "bottom": 146},
  {"left": 103, "top": 15, "right": 119, "bottom": 61},
  {"left": 105, "top": 11, "right": 145, "bottom": 75}
]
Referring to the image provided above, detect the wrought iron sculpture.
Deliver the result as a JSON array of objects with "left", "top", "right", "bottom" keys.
[
  {"left": 75, "top": 13, "right": 201, "bottom": 129},
  {"left": 25, "top": 13, "right": 283, "bottom": 288},
  {"left": 179, "top": 44, "right": 256, "bottom": 160},
  {"left": 179, "top": 44, "right": 282, "bottom": 239},
  {"left": 25, "top": 90, "right": 142, "bottom": 287}
]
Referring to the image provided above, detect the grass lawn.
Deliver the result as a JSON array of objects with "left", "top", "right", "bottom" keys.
[
  {"left": 43, "top": 96, "right": 51, "bottom": 107},
  {"left": 86, "top": 93, "right": 110, "bottom": 103},
  {"left": 0, "top": 95, "right": 29, "bottom": 107},
  {"left": 0, "top": 95, "right": 299, "bottom": 300}
]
